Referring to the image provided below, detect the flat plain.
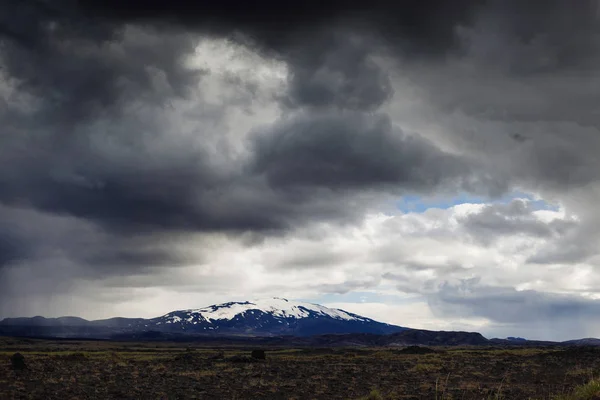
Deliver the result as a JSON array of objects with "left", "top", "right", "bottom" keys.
[{"left": 1, "top": 337, "right": 600, "bottom": 399}]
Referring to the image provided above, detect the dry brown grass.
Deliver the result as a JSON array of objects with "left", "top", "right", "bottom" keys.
[{"left": 1, "top": 338, "right": 600, "bottom": 399}]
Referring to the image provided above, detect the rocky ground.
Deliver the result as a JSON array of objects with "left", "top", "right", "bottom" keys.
[{"left": 1, "top": 337, "right": 599, "bottom": 399}]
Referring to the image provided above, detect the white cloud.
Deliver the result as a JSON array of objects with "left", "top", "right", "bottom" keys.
[
  {"left": 11, "top": 195, "right": 587, "bottom": 340},
  {"left": 323, "top": 301, "right": 492, "bottom": 333}
]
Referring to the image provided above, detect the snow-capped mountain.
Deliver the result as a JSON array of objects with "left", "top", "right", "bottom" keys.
[
  {"left": 149, "top": 297, "right": 405, "bottom": 336},
  {"left": 0, "top": 298, "right": 405, "bottom": 337}
]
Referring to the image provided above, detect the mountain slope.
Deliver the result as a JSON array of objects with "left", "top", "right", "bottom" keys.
[
  {"left": 0, "top": 298, "right": 405, "bottom": 338},
  {"left": 151, "top": 298, "right": 404, "bottom": 336}
]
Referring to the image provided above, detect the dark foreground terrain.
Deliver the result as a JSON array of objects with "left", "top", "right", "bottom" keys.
[{"left": 1, "top": 337, "right": 600, "bottom": 399}]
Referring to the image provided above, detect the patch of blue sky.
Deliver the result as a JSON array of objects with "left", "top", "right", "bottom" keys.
[{"left": 396, "top": 190, "right": 559, "bottom": 213}]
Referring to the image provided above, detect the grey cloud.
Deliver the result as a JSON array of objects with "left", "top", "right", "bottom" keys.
[
  {"left": 0, "top": 1, "right": 495, "bottom": 242},
  {"left": 402, "top": 1, "right": 600, "bottom": 194},
  {"left": 0, "top": 126, "right": 236, "bottom": 232},
  {"left": 459, "top": 199, "right": 577, "bottom": 245},
  {"left": 429, "top": 278, "right": 600, "bottom": 326},
  {"left": 64, "top": 0, "right": 483, "bottom": 119},
  {"left": 455, "top": 1, "right": 600, "bottom": 76},
  {"left": 283, "top": 30, "right": 392, "bottom": 111},
  {"left": 383, "top": 272, "right": 439, "bottom": 295},
  {"left": 402, "top": 262, "right": 467, "bottom": 274},
  {"left": 77, "top": 0, "right": 483, "bottom": 55},
  {"left": 0, "top": 205, "right": 197, "bottom": 274},
  {"left": 0, "top": 203, "right": 208, "bottom": 317},
  {"left": 526, "top": 224, "right": 598, "bottom": 265},
  {"left": 527, "top": 245, "right": 594, "bottom": 265},
  {"left": 252, "top": 111, "right": 481, "bottom": 193},
  {"left": 312, "top": 278, "right": 381, "bottom": 295},
  {"left": 0, "top": 2, "right": 245, "bottom": 239},
  {"left": 82, "top": 247, "right": 191, "bottom": 271},
  {"left": 274, "top": 251, "right": 352, "bottom": 271},
  {"left": 0, "top": 2, "right": 201, "bottom": 124},
  {"left": 0, "top": 230, "right": 26, "bottom": 269}
]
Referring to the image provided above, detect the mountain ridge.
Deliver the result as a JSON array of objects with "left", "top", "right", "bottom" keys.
[
  {"left": 3, "top": 298, "right": 600, "bottom": 347},
  {"left": 0, "top": 297, "right": 405, "bottom": 338}
]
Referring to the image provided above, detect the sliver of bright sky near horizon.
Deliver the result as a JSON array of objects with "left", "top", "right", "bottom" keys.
[{"left": 2, "top": 0, "right": 600, "bottom": 342}]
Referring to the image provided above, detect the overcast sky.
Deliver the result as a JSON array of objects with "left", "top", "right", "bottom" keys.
[{"left": 2, "top": 0, "right": 600, "bottom": 341}]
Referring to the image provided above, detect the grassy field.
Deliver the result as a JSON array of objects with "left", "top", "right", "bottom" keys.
[{"left": 2, "top": 337, "right": 600, "bottom": 399}]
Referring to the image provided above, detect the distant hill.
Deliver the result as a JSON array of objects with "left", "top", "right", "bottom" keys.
[
  {"left": 562, "top": 338, "right": 600, "bottom": 346},
  {"left": 108, "top": 328, "right": 490, "bottom": 347}
]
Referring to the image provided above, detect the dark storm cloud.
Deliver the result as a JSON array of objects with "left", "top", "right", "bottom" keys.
[
  {"left": 0, "top": 206, "right": 43, "bottom": 269},
  {"left": 0, "top": 203, "right": 206, "bottom": 317},
  {"left": 0, "top": 0, "right": 506, "bottom": 245},
  {"left": 72, "top": 0, "right": 485, "bottom": 111},
  {"left": 76, "top": 0, "right": 483, "bottom": 52},
  {"left": 0, "top": 205, "right": 193, "bottom": 274},
  {"left": 0, "top": 0, "right": 493, "bottom": 238},
  {"left": 0, "top": 5, "right": 200, "bottom": 124},
  {"left": 0, "top": 0, "right": 489, "bottom": 127},
  {"left": 0, "top": 230, "right": 26, "bottom": 268},
  {"left": 456, "top": 0, "right": 600, "bottom": 76},
  {"left": 404, "top": 0, "right": 600, "bottom": 195},
  {"left": 0, "top": 0, "right": 484, "bottom": 125},
  {"left": 281, "top": 30, "right": 393, "bottom": 111},
  {"left": 252, "top": 111, "right": 473, "bottom": 192},
  {"left": 0, "top": 122, "right": 236, "bottom": 232},
  {"left": 0, "top": 0, "right": 227, "bottom": 234}
]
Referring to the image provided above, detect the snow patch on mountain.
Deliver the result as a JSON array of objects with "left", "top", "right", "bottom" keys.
[{"left": 158, "top": 297, "right": 370, "bottom": 324}]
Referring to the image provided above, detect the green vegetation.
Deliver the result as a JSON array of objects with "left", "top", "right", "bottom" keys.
[
  {"left": 360, "top": 389, "right": 384, "bottom": 400},
  {"left": 554, "top": 379, "right": 600, "bottom": 400}
]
